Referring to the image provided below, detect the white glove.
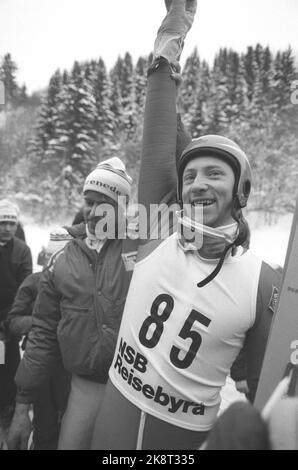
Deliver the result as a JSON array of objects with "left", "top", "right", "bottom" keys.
[{"left": 154, "top": 0, "right": 197, "bottom": 68}]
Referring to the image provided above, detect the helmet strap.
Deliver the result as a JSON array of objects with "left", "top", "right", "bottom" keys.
[
  {"left": 196, "top": 198, "right": 250, "bottom": 288},
  {"left": 197, "top": 243, "right": 234, "bottom": 288}
]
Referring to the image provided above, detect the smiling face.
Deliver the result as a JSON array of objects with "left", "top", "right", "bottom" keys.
[
  {"left": 181, "top": 156, "right": 235, "bottom": 228},
  {"left": 83, "top": 190, "right": 118, "bottom": 237}
]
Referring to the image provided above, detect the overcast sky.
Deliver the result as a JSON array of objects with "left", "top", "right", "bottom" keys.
[{"left": 1, "top": 0, "right": 297, "bottom": 93}]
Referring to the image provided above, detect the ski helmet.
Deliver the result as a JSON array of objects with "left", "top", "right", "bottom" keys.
[{"left": 177, "top": 135, "right": 252, "bottom": 209}]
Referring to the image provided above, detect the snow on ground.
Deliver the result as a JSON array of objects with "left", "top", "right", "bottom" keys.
[
  {"left": 247, "top": 211, "right": 292, "bottom": 268},
  {"left": 25, "top": 224, "right": 57, "bottom": 272},
  {"left": 22, "top": 211, "right": 293, "bottom": 413}
]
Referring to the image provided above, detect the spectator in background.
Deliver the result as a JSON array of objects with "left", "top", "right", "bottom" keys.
[
  {"left": 4, "top": 201, "right": 27, "bottom": 243},
  {"left": 6, "top": 228, "right": 73, "bottom": 450},
  {"left": 0, "top": 199, "right": 32, "bottom": 427}
]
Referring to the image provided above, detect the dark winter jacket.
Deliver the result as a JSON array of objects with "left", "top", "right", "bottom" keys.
[
  {"left": 15, "top": 231, "right": 138, "bottom": 404},
  {"left": 0, "top": 237, "right": 32, "bottom": 325},
  {"left": 6, "top": 272, "right": 41, "bottom": 337},
  {"left": 7, "top": 224, "right": 83, "bottom": 338}
]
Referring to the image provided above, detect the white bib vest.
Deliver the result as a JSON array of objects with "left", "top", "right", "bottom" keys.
[{"left": 109, "top": 233, "right": 262, "bottom": 431}]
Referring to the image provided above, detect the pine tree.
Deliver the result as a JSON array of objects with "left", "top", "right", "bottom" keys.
[
  {"left": 33, "top": 70, "right": 63, "bottom": 158},
  {"left": 71, "top": 61, "right": 83, "bottom": 88},
  {"left": 92, "top": 58, "right": 115, "bottom": 146},
  {"left": 110, "top": 60, "right": 124, "bottom": 132},
  {"left": 62, "top": 70, "right": 70, "bottom": 85},
  {"left": 229, "top": 53, "right": 249, "bottom": 123},
  {"left": 206, "top": 53, "right": 230, "bottom": 133},
  {"left": 116, "top": 53, "right": 134, "bottom": 104},
  {"left": 261, "top": 47, "right": 274, "bottom": 104},
  {"left": 0, "top": 54, "right": 18, "bottom": 105},
  {"left": 243, "top": 46, "right": 256, "bottom": 102},
  {"left": 134, "top": 56, "right": 147, "bottom": 116},
  {"left": 272, "top": 48, "right": 296, "bottom": 113},
  {"left": 121, "top": 53, "right": 138, "bottom": 137},
  {"left": 178, "top": 47, "right": 201, "bottom": 130},
  {"left": 15, "top": 85, "right": 28, "bottom": 107},
  {"left": 54, "top": 67, "right": 98, "bottom": 179},
  {"left": 191, "top": 97, "right": 205, "bottom": 137}
]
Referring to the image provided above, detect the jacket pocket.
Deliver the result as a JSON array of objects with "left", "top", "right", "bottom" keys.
[
  {"left": 57, "top": 304, "right": 97, "bottom": 376},
  {"left": 99, "top": 293, "right": 126, "bottom": 330}
]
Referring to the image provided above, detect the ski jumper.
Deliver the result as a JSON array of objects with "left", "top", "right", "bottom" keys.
[{"left": 91, "top": 60, "right": 281, "bottom": 450}]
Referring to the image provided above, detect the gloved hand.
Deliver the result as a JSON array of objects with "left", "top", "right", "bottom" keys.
[{"left": 154, "top": 0, "right": 197, "bottom": 68}]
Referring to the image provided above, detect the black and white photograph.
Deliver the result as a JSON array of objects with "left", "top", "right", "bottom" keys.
[{"left": 0, "top": 0, "right": 298, "bottom": 453}]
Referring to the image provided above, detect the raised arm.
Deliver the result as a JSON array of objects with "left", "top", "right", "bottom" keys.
[
  {"left": 138, "top": 0, "right": 197, "bottom": 212},
  {"left": 138, "top": 58, "right": 177, "bottom": 210}
]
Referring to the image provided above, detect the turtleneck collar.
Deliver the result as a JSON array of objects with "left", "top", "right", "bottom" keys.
[{"left": 176, "top": 209, "right": 238, "bottom": 258}]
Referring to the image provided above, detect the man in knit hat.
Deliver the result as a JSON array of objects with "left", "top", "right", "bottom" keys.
[
  {"left": 82, "top": 157, "right": 132, "bottom": 247},
  {"left": 7, "top": 157, "right": 139, "bottom": 450},
  {"left": 0, "top": 200, "right": 19, "bottom": 244},
  {"left": 0, "top": 199, "right": 32, "bottom": 427}
]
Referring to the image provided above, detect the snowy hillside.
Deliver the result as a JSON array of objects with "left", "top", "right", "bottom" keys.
[{"left": 247, "top": 212, "right": 292, "bottom": 268}]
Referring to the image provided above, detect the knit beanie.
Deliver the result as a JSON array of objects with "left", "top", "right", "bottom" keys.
[
  {"left": 83, "top": 157, "right": 132, "bottom": 206},
  {"left": 0, "top": 199, "right": 19, "bottom": 223},
  {"left": 46, "top": 227, "right": 73, "bottom": 255}
]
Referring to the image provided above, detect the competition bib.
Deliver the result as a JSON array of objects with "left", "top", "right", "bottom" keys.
[{"left": 110, "top": 234, "right": 261, "bottom": 431}]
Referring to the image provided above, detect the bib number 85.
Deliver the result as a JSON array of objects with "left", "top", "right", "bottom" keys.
[{"left": 138, "top": 294, "right": 211, "bottom": 369}]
